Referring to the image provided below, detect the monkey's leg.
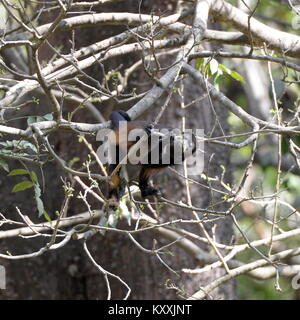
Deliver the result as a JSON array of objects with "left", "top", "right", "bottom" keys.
[
  {"left": 139, "top": 166, "right": 164, "bottom": 198},
  {"left": 107, "top": 164, "right": 126, "bottom": 209}
]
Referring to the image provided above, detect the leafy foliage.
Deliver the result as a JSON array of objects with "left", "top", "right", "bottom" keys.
[
  {"left": 196, "top": 57, "right": 244, "bottom": 90},
  {"left": 0, "top": 158, "right": 9, "bottom": 172},
  {"left": 8, "top": 168, "right": 48, "bottom": 219},
  {"left": 0, "top": 140, "right": 37, "bottom": 156},
  {"left": 27, "top": 113, "right": 53, "bottom": 125}
]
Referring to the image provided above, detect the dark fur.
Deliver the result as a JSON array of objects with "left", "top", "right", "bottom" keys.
[{"left": 107, "top": 110, "right": 194, "bottom": 208}]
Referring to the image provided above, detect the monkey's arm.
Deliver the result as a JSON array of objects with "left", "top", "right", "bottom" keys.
[
  {"left": 107, "top": 110, "right": 149, "bottom": 208},
  {"left": 139, "top": 166, "right": 166, "bottom": 198}
]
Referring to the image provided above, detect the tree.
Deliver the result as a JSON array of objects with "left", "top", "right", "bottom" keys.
[{"left": 0, "top": 0, "right": 300, "bottom": 300}]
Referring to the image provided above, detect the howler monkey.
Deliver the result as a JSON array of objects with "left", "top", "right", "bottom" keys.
[{"left": 104, "top": 110, "right": 196, "bottom": 208}]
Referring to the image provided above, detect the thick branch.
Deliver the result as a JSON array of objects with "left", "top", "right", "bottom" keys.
[{"left": 211, "top": 0, "right": 300, "bottom": 57}]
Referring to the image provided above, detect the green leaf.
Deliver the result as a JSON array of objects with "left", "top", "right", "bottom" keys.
[
  {"left": 0, "top": 158, "right": 9, "bottom": 172},
  {"left": 219, "top": 63, "right": 230, "bottom": 74},
  {"left": 219, "top": 63, "right": 245, "bottom": 83},
  {"left": 8, "top": 169, "right": 29, "bottom": 176},
  {"left": 30, "top": 171, "right": 38, "bottom": 183},
  {"left": 196, "top": 58, "right": 204, "bottom": 71},
  {"left": 27, "top": 116, "right": 37, "bottom": 125},
  {"left": 33, "top": 184, "right": 48, "bottom": 219},
  {"left": 34, "top": 183, "right": 41, "bottom": 199},
  {"left": 229, "top": 71, "right": 245, "bottom": 83},
  {"left": 12, "top": 180, "right": 34, "bottom": 192},
  {"left": 0, "top": 139, "right": 37, "bottom": 154},
  {"left": 27, "top": 114, "right": 53, "bottom": 125},
  {"left": 43, "top": 211, "right": 52, "bottom": 223},
  {"left": 36, "top": 197, "right": 45, "bottom": 217},
  {"left": 213, "top": 73, "right": 222, "bottom": 91},
  {"left": 43, "top": 113, "right": 53, "bottom": 121},
  {"left": 209, "top": 59, "right": 219, "bottom": 75}
]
